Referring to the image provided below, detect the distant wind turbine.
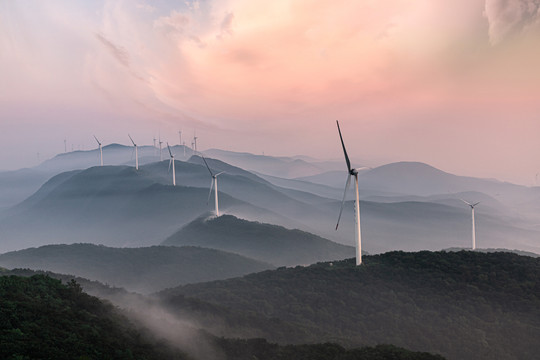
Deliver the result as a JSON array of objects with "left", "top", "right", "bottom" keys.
[
  {"left": 167, "top": 143, "right": 176, "bottom": 186},
  {"left": 335, "top": 121, "right": 368, "bottom": 266},
  {"left": 93, "top": 135, "right": 103, "bottom": 166},
  {"left": 461, "top": 199, "right": 480, "bottom": 250},
  {"left": 193, "top": 134, "right": 198, "bottom": 155},
  {"left": 178, "top": 130, "right": 182, "bottom": 146},
  {"left": 128, "top": 134, "right": 138, "bottom": 170},
  {"left": 202, "top": 156, "right": 225, "bottom": 216}
]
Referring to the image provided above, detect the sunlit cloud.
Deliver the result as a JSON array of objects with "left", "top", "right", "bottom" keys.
[{"left": 0, "top": 0, "right": 539, "bottom": 183}]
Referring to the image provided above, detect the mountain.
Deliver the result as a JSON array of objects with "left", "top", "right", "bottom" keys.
[
  {"left": 159, "top": 251, "right": 540, "bottom": 360},
  {"left": 0, "top": 274, "right": 446, "bottom": 360},
  {"left": 0, "top": 168, "right": 56, "bottom": 212},
  {"left": 162, "top": 214, "right": 355, "bottom": 266},
  {"left": 202, "top": 148, "right": 343, "bottom": 178},
  {"left": 0, "top": 243, "right": 273, "bottom": 293},
  {"left": 0, "top": 163, "right": 295, "bottom": 252}
]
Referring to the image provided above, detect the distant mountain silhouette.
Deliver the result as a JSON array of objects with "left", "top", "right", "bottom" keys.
[
  {"left": 163, "top": 214, "right": 354, "bottom": 266},
  {"left": 0, "top": 243, "right": 273, "bottom": 293}
]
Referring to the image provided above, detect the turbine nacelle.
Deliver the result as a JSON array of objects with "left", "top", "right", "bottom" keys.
[{"left": 460, "top": 199, "right": 480, "bottom": 209}]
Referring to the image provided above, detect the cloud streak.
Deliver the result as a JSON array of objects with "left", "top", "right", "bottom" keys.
[{"left": 484, "top": 0, "right": 540, "bottom": 44}]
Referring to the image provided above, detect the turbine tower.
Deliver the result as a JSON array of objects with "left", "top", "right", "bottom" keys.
[
  {"left": 335, "top": 121, "right": 367, "bottom": 266},
  {"left": 167, "top": 143, "right": 176, "bottom": 186},
  {"left": 93, "top": 135, "right": 103, "bottom": 166},
  {"left": 159, "top": 135, "right": 163, "bottom": 161},
  {"left": 128, "top": 134, "right": 138, "bottom": 170},
  {"left": 202, "top": 156, "right": 225, "bottom": 216},
  {"left": 461, "top": 199, "right": 480, "bottom": 250},
  {"left": 193, "top": 134, "right": 198, "bottom": 155},
  {"left": 178, "top": 130, "right": 182, "bottom": 146}
]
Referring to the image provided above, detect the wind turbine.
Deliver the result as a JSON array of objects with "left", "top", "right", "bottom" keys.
[
  {"left": 202, "top": 156, "right": 224, "bottom": 216},
  {"left": 461, "top": 199, "right": 480, "bottom": 250},
  {"left": 178, "top": 130, "right": 182, "bottom": 146},
  {"left": 335, "top": 121, "right": 368, "bottom": 266},
  {"left": 167, "top": 143, "right": 176, "bottom": 186},
  {"left": 193, "top": 134, "right": 198, "bottom": 155},
  {"left": 128, "top": 134, "right": 138, "bottom": 170},
  {"left": 93, "top": 135, "right": 103, "bottom": 166}
]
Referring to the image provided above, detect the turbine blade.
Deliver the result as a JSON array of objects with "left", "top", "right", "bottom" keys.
[
  {"left": 201, "top": 156, "right": 214, "bottom": 176},
  {"left": 168, "top": 158, "right": 172, "bottom": 172},
  {"left": 207, "top": 179, "right": 214, "bottom": 205},
  {"left": 128, "top": 134, "right": 135, "bottom": 146},
  {"left": 336, "top": 175, "right": 352, "bottom": 230},
  {"left": 460, "top": 199, "right": 472, "bottom": 206},
  {"left": 336, "top": 121, "right": 352, "bottom": 172},
  {"left": 472, "top": 202, "right": 481, "bottom": 207},
  {"left": 214, "top": 171, "right": 225, "bottom": 177},
  {"left": 167, "top": 143, "right": 173, "bottom": 157},
  {"left": 93, "top": 135, "right": 101, "bottom": 145}
]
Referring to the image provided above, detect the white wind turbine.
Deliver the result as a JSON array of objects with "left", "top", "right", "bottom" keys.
[
  {"left": 128, "top": 134, "right": 138, "bottom": 170},
  {"left": 167, "top": 143, "right": 176, "bottom": 186},
  {"left": 335, "top": 121, "right": 368, "bottom": 266},
  {"left": 93, "top": 135, "right": 103, "bottom": 166},
  {"left": 461, "top": 199, "right": 480, "bottom": 250},
  {"left": 202, "top": 156, "right": 225, "bottom": 216}
]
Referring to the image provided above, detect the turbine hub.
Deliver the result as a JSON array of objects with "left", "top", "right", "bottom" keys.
[{"left": 350, "top": 168, "right": 359, "bottom": 175}]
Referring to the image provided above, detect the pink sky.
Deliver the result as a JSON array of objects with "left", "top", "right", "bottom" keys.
[{"left": 1, "top": 0, "right": 540, "bottom": 184}]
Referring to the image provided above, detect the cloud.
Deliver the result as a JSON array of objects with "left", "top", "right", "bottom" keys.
[
  {"left": 484, "top": 0, "right": 540, "bottom": 44},
  {"left": 95, "top": 32, "right": 130, "bottom": 67}
]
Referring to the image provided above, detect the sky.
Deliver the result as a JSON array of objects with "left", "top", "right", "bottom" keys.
[{"left": 1, "top": 0, "right": 539, "bottom": 184}]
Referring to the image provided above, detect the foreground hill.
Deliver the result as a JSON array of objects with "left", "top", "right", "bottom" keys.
[
  {"left": 159, "top": 251, "right": 540, "bottom": 360},
  {"left": 163, "top": 215, "right": 354, "bottom": 266},
  {"left": 0, "top": 274, "right": 445, "bottom": 360},
  {"left": 0, "top": 244, "right": 273, "bottom": 293},
  {"left": 0, "top": 275, "right": 189, "bottom": 359}
]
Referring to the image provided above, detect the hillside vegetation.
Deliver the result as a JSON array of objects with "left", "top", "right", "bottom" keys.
[
  {"left": 0, "top": 274, "right": 445, "bottom": 360},
  {"left": 159, "top": 251, "right": 540, "bottom": 360},
  {"left": 0, "top": 275, "right": 189, "bottom": 360}
]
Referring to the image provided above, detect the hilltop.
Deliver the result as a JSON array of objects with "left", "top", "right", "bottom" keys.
[
  {"left": 0, "top": 273, "right": 446, "bottom": 360},
  {"left": 163, "top": 214, "right": 354, "bottom": 266},
  {"left": 159, "top": 250, "right": 540, "bottom": 360},
  {"left": 0, "top": 244, "right": 273, "bottom": 293}
]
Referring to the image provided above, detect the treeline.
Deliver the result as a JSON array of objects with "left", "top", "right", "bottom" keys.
[
  {"left": 0, "top": 275, "right": 188, "bottom": 360},
  {"left": 160, "top": 251, "right": 540, "bottom": 360},
  {"left": 0, "top": 274, "right": 447, "bottom": 360}
]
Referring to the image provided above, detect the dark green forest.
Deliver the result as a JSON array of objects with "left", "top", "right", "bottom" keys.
[
  {"left": 0, "top": 273, "right": 447, "bottom": 360},
  {"left": 160, "top": 251, "right": 540, "bottom": 360},
  {"left": 0, "top": 275, "right": 189, "bottom": 360}
]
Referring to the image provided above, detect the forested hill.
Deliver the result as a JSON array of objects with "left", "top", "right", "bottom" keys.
[
  {"left": 0, "top": 244, "right": 274, "bottom": 293},
  {"left": 0, "top": 275, "right": 189, "bottom": 360},
  {"left": 163, "top": 214, "right": 354, "bottom": 266},
  {"left": 160, "top": 251, "right": 540, "bottom": 360},
  {"left": 0, "top": 274, "right": 446, "bottom": 360}
]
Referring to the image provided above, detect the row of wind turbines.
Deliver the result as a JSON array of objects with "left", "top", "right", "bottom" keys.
[
  {"left": 93, "top": 133, "right": 225, "bottom": 216},
  {"left": 334, "top": 121, "right": 480, "bottom": 265},
  {"left": 93, "top": 124, "right": 480, "bottom": 267}
]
